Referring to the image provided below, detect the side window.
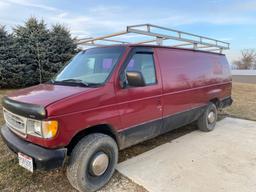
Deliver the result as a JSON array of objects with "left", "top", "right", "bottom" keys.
[{"left": 126, "top": 53, "right": 156, "bottom": 85}]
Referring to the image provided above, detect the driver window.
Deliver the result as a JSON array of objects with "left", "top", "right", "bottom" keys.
[{"left": 126, "top": 53, "right": 156, "bottom": 85}]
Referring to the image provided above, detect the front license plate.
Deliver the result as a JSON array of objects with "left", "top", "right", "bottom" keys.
[{"left": 18, "top": 152, "right": 33, "bottom": 172}]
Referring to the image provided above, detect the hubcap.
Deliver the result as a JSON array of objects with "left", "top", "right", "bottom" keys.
[
  {"left": 207, "top": 111, "right": 216, "bottom": 124},
  {"left": 90, "top": 152, "right": 109, "bottom": 176}
]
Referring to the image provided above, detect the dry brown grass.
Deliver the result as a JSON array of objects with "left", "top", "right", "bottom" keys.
[
  {"left": 222, "top": 82, "right": 256, "bottom": 121},
  {"left": 0, "top": 82, "right": 255, "bottom": 191}
]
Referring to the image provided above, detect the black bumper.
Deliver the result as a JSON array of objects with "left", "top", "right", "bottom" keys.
[
  {"left": 220, "top": 97, "right": 233, "bottom": 108},
  {"left": 0, "top": 125, "right": 67, "bottom": 171}
]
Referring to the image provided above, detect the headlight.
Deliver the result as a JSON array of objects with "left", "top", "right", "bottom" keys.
[
  {"left": 27, "top": 119, "right": 42, "bottom": 136},
  {"left": 27, "top": 119, "right": 58, "bottom": 139}
]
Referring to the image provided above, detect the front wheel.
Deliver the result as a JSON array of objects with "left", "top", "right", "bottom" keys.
[
  {"left": 67, "top": 133, "right": 118, "bottom": 192},
  {"left": 197, "top": 102, "right": 218, "bottom": 132}
]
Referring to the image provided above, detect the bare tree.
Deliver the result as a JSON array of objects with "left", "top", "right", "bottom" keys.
[{"left": 233, "top": 49, "right": 256, "bottom": 69}]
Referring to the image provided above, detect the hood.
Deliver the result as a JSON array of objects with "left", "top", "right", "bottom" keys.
[{"left": 6, "top": 84, "right": 91, "bottom": 107}]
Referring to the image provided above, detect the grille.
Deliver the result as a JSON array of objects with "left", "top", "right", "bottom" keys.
[{"left": 3, "top": 108, "right": 27, "bottom": 136}]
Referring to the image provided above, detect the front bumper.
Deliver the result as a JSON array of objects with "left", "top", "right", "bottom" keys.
[{"left": 0, "top": 125, "right": 67, "bottom": 171}]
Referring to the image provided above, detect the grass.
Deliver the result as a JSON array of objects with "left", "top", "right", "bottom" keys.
[
  {"left": 222, "top": 82, "right": 256, "bottom": 121},
  {"left": 0, "top": 82, "right": 255, "bottom": 191}
]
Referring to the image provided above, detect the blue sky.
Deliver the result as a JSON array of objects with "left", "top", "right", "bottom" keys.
[{"left": 0, "top": 0, "right": 256, "bottom": 62}]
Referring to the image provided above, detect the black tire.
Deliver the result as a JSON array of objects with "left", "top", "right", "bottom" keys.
[
  {"left": 197, "top": 102, "right": 217, "bottom": 132},
  {"left": 67, "top": 133, "right": 118, "bottom": 192}
]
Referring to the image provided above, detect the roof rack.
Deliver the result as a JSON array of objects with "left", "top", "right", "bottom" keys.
[{"left": 76, "top": 24, "right": 230, "bottom": 53}]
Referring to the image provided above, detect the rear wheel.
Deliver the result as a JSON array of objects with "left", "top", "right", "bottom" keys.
[
  {"left": 67, "top": 133, "right": 118, "bottom": 192},
  {"left": 197, "top": 102, "right": 217, "bottom": 132}
]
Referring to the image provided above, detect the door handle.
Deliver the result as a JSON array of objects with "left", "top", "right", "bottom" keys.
[
  {"left": 156, "top": 98, "right": 161, "bottom": 104},
  {"left": 156, "top": 98, "right": 162, "bottom": 111}
]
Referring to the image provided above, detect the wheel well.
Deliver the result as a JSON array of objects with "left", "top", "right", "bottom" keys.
[
  {"left": 66, "top": 124, "right": 119, "bottom": 155},
  {"left": 210, "top": 98, "right": 220, "bottom": 108}
]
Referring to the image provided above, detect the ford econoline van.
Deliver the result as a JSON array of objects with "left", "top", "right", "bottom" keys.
[{"left": 1, "top": 43, "right": 232, "bottom": 191}]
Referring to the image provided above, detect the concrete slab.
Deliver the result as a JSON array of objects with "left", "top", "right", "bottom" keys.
[{"left": 117, "top": 118, "right": 256, "bottom": 192}]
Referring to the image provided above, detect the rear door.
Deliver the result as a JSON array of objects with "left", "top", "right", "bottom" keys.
[{"left": 116, "top": 47, "right": 163, "bottom": 147}]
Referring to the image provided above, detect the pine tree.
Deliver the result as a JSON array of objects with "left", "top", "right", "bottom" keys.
[
  {"left": 0, "top": 17, "right": 77, "bottom": 88},
  {"left": 0, "top": 26, "right": 24, "bottom": 88},
  {"left": 46, "top": 24, "right": 77, "bottom": 81},
  {"left": 13, "top": 17, "right": 50, "bottom": 86}
]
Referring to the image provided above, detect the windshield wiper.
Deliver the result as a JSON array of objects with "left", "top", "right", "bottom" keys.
[
  {"left": 58, "top": 79, "right": 89, "bottom": 87},
  {"left": 50, "top": 78, "right": 102, "bottom": 87}
]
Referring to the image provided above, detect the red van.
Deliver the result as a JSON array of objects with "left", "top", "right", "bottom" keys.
[{"left": 1, "top": 25, "right": 232, "bottom": 192}]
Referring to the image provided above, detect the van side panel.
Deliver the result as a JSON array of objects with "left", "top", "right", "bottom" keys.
[{"left": 156, "top": 48, "right": 231, "bottom": 130}]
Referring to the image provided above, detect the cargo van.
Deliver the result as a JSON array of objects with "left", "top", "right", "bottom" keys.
[{"left": 1, "top": 25, "right": 232, "bottom": 192}]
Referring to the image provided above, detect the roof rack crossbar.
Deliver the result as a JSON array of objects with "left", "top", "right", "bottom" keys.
[
  {"left": 172, "top": 43, "right": 193, "bottom": 47},
  {"left": 76, "top": 24, "right": 230, "bottom": 53},
  {"left": 137, "top": 39, "right": 157, "bottom": 44}
]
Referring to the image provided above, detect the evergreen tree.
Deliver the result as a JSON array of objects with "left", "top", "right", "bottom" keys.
[
  {"left": 0, "top": 17, "right": 77, "bottom": 88},
  {"left": 46, "top": 24, "right": 77, "bottom": 81},
  {"left": 13, "top": 17, "right": 50, "bottom": 86},
  {"left": 0, "top": 26, "right": 24, "bottom": 88}
]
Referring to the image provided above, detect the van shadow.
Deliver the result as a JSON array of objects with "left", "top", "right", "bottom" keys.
[{"left": 119, "top": 114, "right": 227, "bottom": 162}]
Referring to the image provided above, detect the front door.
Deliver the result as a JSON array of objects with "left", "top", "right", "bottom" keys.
[{"left": 116, "top": 47, "right": 163, "bottom": 148}]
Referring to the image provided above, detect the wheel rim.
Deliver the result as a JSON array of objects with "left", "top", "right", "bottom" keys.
[
  {"left": 207, "top": 111, "right": 216, "bottom": 124},
  {"left": 90, "top": 152, "right": 109, "bottom": 176}
]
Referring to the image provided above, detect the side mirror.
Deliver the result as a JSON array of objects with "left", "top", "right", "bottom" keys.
[{"left": 126, "top": 71, "right": 146, "bottom": 87}]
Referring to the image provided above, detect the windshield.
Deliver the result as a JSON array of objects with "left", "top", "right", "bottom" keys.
[{"left": 53, "top": 46, "right": 125, "bottom": 86}]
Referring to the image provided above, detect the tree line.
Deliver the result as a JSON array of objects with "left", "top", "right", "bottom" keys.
[{"left": 0, "top": 17, "right": 77, "bottom": 89}]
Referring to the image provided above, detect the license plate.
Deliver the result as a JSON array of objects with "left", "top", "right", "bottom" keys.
[{"left": 18, "top": 152, "right": 33, "bottom": 172}]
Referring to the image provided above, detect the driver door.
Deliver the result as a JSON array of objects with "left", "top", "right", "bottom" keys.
[{"left": 116, "top": 47, "right": 163, "bottom": 147}]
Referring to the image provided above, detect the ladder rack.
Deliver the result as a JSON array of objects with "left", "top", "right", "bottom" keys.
[{"left": 76, "top": 24, "right": 230, "bottom": 53}]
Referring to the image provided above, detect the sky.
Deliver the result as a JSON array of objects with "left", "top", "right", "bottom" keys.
[{"left": 0, "top": 0, "right": 256, "bottom": 63}]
